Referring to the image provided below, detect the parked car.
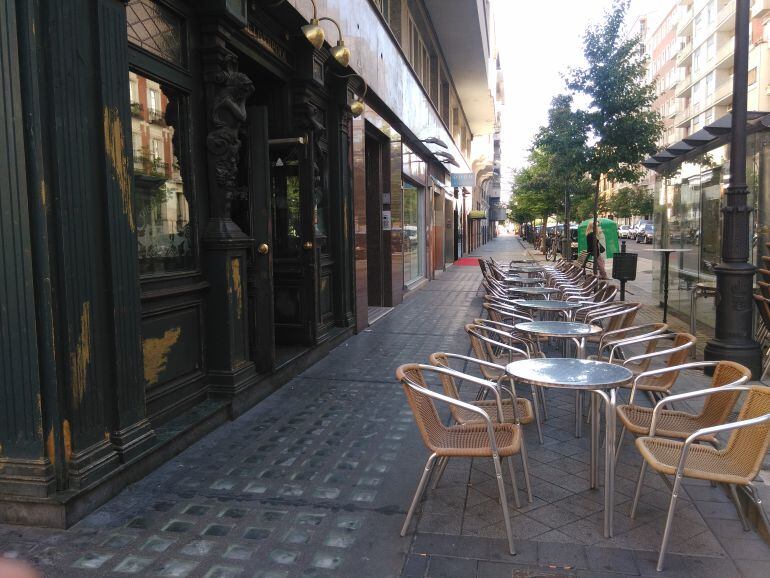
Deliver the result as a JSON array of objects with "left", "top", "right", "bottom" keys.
[
  {"left": 637, "top": 223, "right": 654, "bottom": 244},
  {"left": 618, "top": 225, "right": 631, "bottom": 238},
  {"left": 632, "top": 220, "right": 652, "bottom": 240}
]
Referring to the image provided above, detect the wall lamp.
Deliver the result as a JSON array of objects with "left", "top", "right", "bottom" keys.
[
  {"left": 421, "top": 137, "right": 449, "bottom": 149},
  {"left": 333, "top": 73, "right": 367, "bottom": 117},
  {"left": 268, "top": 0, "right": 350, "bottom": 67}
]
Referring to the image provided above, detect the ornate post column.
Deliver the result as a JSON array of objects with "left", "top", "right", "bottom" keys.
[
  {"left": 201, "top": 27, "right": 259, "bottom": 398},
  {"left": 704, "top": 0, "right": 763, "bottom": 377}
]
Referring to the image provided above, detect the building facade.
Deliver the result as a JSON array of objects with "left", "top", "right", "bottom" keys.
[{"left": 0, "top": 0, "right": 496, "bottom": 526}]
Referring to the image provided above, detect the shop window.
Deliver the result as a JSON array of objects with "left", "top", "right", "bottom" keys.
[
  {"left": 403, "top": 183, "right": 425, "bottom": 284},
  {"left": 129, "top": 72, "right": 193, "bottom": 275},
  {"left": 127, "top": 0, "right": 186, "bottom": 68}
]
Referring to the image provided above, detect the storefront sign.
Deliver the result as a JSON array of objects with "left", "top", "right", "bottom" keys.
[
  {"left": 450, "top": 173, "right": 475, "bottom": 187},
  {"left": 382, "top": 210, "right": 392, "bottom": 231}
]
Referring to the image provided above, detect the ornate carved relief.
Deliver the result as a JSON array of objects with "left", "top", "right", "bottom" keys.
[{"left": 205, "top": 51, "right": 254, "bottom": 221}]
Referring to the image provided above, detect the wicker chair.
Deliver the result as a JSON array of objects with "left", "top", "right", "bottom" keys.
[
  {"left": 396, "top": 363, "right": 525, "bottom": 554},
  {"left": 590, "top": 323, "right": 668, "bottom": 362},
  {"left": 428, "top": 352, "right": 534, "bottom": 502},
  {"left": 630, "top": 385, "right": 770, "bottom": 571},
  {"left": 614, "top": 360, "right": 751, "bottom": 460},
  {"left": 620, "top": 333, "right": 697, "bottom": 404},
  {"left": 466, "top": 323, "right": 547, "bottom": 443}
]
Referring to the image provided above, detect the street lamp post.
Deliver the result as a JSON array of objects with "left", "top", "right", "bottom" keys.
[{"left": 703, "top": 0, "right": 763, "bottom": 377}]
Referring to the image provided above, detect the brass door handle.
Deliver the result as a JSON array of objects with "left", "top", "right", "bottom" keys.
[
  {"left": 258, "top": 243, "right": 269, "bottom": 255},
  {"left": 303, "top": 241, "right": 314, "bottom": 250}
]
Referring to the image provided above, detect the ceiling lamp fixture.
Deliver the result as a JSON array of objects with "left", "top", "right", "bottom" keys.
[{"left": 421, "top": 137, "right": 449, "bottom": 149}]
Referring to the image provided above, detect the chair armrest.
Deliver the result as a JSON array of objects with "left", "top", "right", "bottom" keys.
[
  {"left": 649, "top": 379, "right": 750, "bottom": 435},
  {"left": 415, "top": 364, "right": 506, "bottom": 423},
  {"left": 623, "top": 339, "right": 693, "bottom": 367},
  {"left": 435, "top": 352, "right": 506, "bottom": 372},
  {"left": 626, "top": 358, "right": 704, "bottom": 403},
  {"left": 672, "top": 412, "right": 770, "bottom": 480},
  {"left": 598, "top": 324, "right": 668, "bottom": 355}
]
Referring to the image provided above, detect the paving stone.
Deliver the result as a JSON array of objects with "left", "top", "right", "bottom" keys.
[{"left": 3, "top": 235, "right": 769, "bottom": 577}]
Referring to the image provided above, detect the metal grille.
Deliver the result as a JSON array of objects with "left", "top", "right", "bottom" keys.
[{"left": 126, "top": 0, "right": 185, "bottom": 67}]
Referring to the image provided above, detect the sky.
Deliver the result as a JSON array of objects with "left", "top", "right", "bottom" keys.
[{"left": 490, "top": 0, "right": 658, "bottom": 200}]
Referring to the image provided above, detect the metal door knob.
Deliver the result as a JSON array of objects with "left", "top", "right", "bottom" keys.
[
  {"left": 303, "top": 241, "right": 314, "bottom": 250},
  {"left": 258, "top": 243, "right": 269, "bottom": 254}
]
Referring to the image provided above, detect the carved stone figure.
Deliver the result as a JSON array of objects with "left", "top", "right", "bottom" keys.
[{"left": 206, "top": 53, "right": 254, "bottom": 218}]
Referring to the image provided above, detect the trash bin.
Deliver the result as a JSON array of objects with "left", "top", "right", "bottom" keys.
[
  {"left": 577, "top": 218, "right": 620, "bottom": 258},
  {"left": 612, "top": 241, "right": 638, "bottom": 300}
]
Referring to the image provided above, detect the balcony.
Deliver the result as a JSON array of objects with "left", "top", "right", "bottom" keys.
[
  {"left": 675, "top": 72, "right": 693, "bottom": 98},
  {"left": 675, "top": 107, "right": 692, "bottom": 127},
  {"left": 130, "top": 102, "right": 143, "bottom": 119},
  {"left": 677, "top": 7, "right": 694, "bottom": 36},
  {"left": 677, "top": 39, "right": 694, "bottom": 66},
  {"left": 148, "top": 108, "right": 166, "bottom": 125},
  {"left": 713, "top": 76, "right": 733, "bottom": 105},
  {"left": 716, "top": 1, "right": 736, "bottom": 33},
  {"left": 751, "top": 0, "right": 770, "bottom": 17},
  {"left": 715, "top": 37, "right": 735, "bottom": 69}
]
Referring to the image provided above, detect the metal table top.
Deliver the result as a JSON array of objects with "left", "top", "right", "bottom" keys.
[
  {"left": 515, "top": 321, "right": 602, "bottom": 338},
  {"left": 509, "top": 265, "right": 545, "bottom": 272},
  {"left": 505, "top": 358, "right": 633, "bottom": 390},
  {"left": 509, "top": 287, "right": 560, "bottom": 296},
  {"left": 514, "top": 299, "right": 584, "bottom": 311},
  {"left": 506, "top": 278, "right": 545, "bottom": 286}
]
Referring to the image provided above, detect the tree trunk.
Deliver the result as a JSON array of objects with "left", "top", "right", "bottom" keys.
[{"left": 563, "top": 184, "right": 571, "bottom": 262}]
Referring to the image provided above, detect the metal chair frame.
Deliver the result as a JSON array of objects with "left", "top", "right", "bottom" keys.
[{"left": 397, "top": 364, "right": 524, "bottom": 554}]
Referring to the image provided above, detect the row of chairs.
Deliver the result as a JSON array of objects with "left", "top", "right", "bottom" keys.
[{"left": 395, "top": 255, "right": 770, "bottom": 570}]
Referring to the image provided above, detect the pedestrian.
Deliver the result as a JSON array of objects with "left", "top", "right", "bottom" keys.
[{"left": 586, "top": 221, "right": 608, "bottom": 279}]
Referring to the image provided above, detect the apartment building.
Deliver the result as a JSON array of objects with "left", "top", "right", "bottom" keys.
[{"left": 0, "top": 0, "right": 496, "bottom": 526}]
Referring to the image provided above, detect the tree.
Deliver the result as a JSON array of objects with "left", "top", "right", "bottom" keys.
[
  {"left": 568, "top": 0, "right": 662, "bottom": 271},
  {"left": 535, "top": 94, "right": 591, "bottom": 259},
  {"left": 510, "top": 147, "right": 563, "bottom": 227}
]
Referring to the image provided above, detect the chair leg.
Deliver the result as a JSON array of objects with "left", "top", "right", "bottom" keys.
[
  {"left": 614, "top": 426, "right": 626, "bottom": 464},
  {"left": 530, "top": 385, "right": 544, "bottom": 444},
  {"left": 492, "top": 454, "right": 516, "bottom": 555},
  {"left": 431, "top": 457, "right": 450, "bottom": 490},
  {"left": 519, "top": 434, "right": 534, "bottom": 504},
  {"left": 630, "top": 460, "right": 648, "bottom": 519},
  {"left": 400, "top": 453, "right": 438, "bottom": 537},
  {"left": 745, "top": 484, "right": 770, "bottom": 531},
  {"left": 728, "top": 484, "right": 751, "bottom": 532},
  {"left": 540, "top": 387, "right": 549, "bottom": 420},
  {"left": 505, "top": 456, "right": 521, "bottom": 508},
  {"left": 574, "top": 391, "right": 582, "bottom": 438},
  {"left": 657, "top": 473, "right": 684, "bottom": 572}
]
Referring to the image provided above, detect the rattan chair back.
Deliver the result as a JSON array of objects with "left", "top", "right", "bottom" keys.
[
  {"left": 636, "top": 333, "right": 697, "bottom": 391},
  {"left": 722, "top": 385, "right": 770, "bottom": 478},
  {"left": 396, "top": 364, "right": 446, "bottom": 452}
]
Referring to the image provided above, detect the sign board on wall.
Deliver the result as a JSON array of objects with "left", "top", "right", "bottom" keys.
[
  {"left": 450, "top": 173, "right": 475, "bottom": 187},
  {"left": 382, "top": 210, "right": 392, "bottom": 231}
]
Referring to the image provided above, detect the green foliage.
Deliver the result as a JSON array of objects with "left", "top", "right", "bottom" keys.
[
  {"left": 509, "top": 147, "right": 561, "bottom": 224},
  {"left": 609, "top": 185, "right": 654, "bottom": 218},
  {"left": 568, "top": 0, "right": 662, "bottom": 184}
]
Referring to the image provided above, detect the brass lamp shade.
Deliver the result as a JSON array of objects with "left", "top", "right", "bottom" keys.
[
  {"left": 350, "top": 100, "right": 364, "bottom": 117},
  {"left": 331, "top": 41, "right": 350, "bottom": 67},
  {"left": 302, "top": 19, "right": 325, "bottom": 49}
]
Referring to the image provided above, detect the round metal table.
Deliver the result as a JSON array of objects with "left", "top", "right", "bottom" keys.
[
  {"left": 514, "top": 299, "right": 585, "bottom": 320},
  {"left": 505, "top": 277, "right": 546, "bottom": 287},
  {"left": 505, "top": 358, "right": 633, "bottom": 538},
  {"left": 514, "top": 321, "right": 603, "bottom": 439},
  {"left": 508, "top": 286, "right": 560, "bottom": 299},
  {"left": 508, "top": 265, "right": 545, "bottom": 278}
]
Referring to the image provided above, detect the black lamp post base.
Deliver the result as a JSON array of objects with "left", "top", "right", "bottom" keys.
[{"left": 703, "top": 338, "right": 763, "bottom": 379}]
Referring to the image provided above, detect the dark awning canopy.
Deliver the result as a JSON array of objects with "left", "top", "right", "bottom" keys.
[{"left": 645, "top": 111, "right": 770, "bottom": 173}]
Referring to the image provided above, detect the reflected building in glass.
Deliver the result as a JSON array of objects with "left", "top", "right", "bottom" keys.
[{"left": 646, "top": 113, "right": 767, "bottom": 329}]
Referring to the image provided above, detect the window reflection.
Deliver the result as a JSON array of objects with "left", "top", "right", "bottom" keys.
[
  {"left": 272, "top": 148, "right": 302, "bottom": 258},
  {"left": 130, "top": 71, "right": 194, "bottom": 275}
]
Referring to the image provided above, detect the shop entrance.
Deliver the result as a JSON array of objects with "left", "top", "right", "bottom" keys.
[
  {"left": 231, "top": 59, "right": 319, "bottom": 372},
  {"left": 365, "top": 128, "right": 393, "bottom": 323}
]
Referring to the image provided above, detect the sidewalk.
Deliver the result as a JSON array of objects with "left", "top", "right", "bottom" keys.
[{"left": 1, "top": 234, "right": 769, "bottom": 577}]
